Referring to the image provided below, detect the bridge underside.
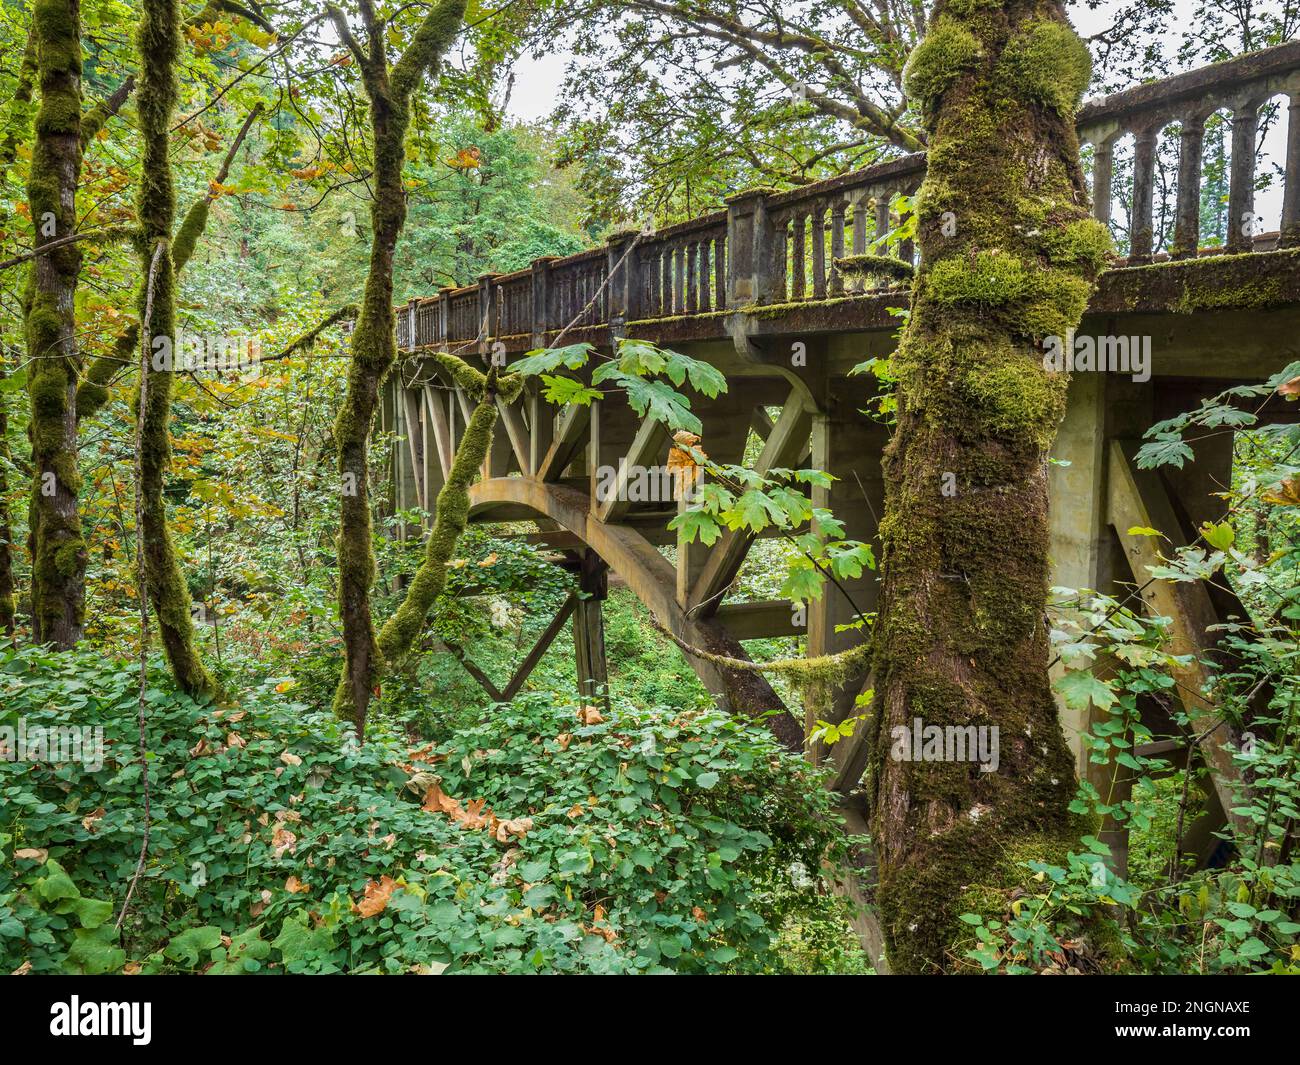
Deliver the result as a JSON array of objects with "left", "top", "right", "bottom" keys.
[
  {"left": 386, "top": 251, "right": 1300, "bottom": 861},
  {"left": 379, "top": 40, "right": 1300, "bottom": 966}
]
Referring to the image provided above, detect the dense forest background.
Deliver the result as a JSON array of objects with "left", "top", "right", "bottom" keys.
[{"left": 1, "top": 0, "right": 1299, "bottom": 976}]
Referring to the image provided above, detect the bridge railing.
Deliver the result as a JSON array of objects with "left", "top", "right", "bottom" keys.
[
  {"left": 1078, "top": 38, "right": 1300, "bottom": 262},
  {"left": 395, "top": 40, "right": 1300, "bottom": 350}
]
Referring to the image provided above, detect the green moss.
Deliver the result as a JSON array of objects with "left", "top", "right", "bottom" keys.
[
  {"left": 374, "top": 399, "right": 498, "bottom": 672},
  {"left": 957, "top": 344, "right": 1067, "bottom": 448},
  {"left": 1041, "top": 217, "right": 1113, "bottom": 273},
  {"left": 924, "top": 251, "right": 1091, "bottom": 339},
  {"left": 171, "top": 198, "right": 209, "bottom": 274},
  {"left": 902, "top": 16, "right": 983, "bottom": 116},
  {"left": 1173, "top": 275, "right": 1285, "bottom": 313},
  {"left": 835, "top": 254, "right": 915, "bottom": 283},
  {"left": 925, "top": 248, "right": 1028, "bottom": 306},
  {"left": 1000, "top": 19, "right": 1093, "bottom": 116}
]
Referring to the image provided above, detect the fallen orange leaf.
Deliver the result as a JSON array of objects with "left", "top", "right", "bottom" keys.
[{"left": 357, "top": 875, "right": 397, "bottom": 918}]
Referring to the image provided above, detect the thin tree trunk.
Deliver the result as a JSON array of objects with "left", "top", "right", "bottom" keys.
[
  {"left": 0, "top": 345, "right": 15, "bottom": 636},
  {"left": 325, "top": 0, "right": 467, "bottom": 733},
  {"left": 133, "top": 0, "right": 215, "bottom": 697},
  {"left": 76, "top": 103, "right": 260, "bottom": 423},
  {"left": 25, "top": 0, "right": 87, "bottom": 648},
  {"left": 0, "top": 28, "right": 38, "bottom": 169},
  {"left": 867, "top": 0, "right": 1110, "bottom": 972}
]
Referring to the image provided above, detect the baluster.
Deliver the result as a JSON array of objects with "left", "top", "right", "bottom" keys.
[
  {"left": 1283, "top": 91, "right": 1300, "bottom": 248},
  {"left": 791, "top": 214, "right": 807, "bottom": 299},
  {"left": 850, "top": 195, "right": 868, "bottom": 292},
  {"left": 669, "top": 245, "right": 681, "bottom": 313},
  {"left": 685, "top": 240, "right": 698, "bottom": 313},
  {"left": 874, "top": 194, "right": 891, "bottom": 252},
  {"left": 698, "top": 241, "right": 711, "bottom": 312},
  {"left": 1227, "top": 99, "right": 1261, "bottom": 253},
  {"left": 1130, "top": 125, "right": 1157, "bottom": 263},
  {"left": 829, "top": 201, "right": 846, "bottom": 295},
  {"left": 661, "top": 249, "right": 672, "bottom": 316},
  {"left": 811, "top": 204, "right": 827, "bottom": 298},
  {"left": 438, "top": 287, "right": 452, "bottom": 344},
  {"left": 771, "top": 222, "right": 786, "bottom": 302},
  {"left": 1091, "top": 138, "right": 1115, "bottom": 226},
  {"left": 714, "top": 234, "right": 727, "bottom": 308}
]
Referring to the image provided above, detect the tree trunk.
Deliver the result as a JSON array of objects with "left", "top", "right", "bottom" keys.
[
  {"left": 133, "top": 0, "right": 215, "bottom": 697},
  {"left": 0, "top": 347, "right": 15, "bottom": 637},
  {"left": 867, "top": 0, "right": 1110, "bottom": 973},
  {"left": 25, "top": 0, "right": 87, "bottom": 648},
  {"left": 326, "top": 0, "right": 467, "bottom": 733}
]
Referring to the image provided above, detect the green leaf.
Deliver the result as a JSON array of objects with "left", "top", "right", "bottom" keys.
[
  {"left": 1054, "top": 670, "right": 1117, "bottom": 710},
  {"left": 668, "top": 508, "right": 722, "bottom": 546},
  {"left": 539, "top": 375, "right": 601, "bottom": 406},
  {"left": 511, "top": 343, "right": 593, "bottom": 376},
  {"left": 166, "top": 925, "right": 224, "bottom": 967},
  {"left": 66, "top": 925, "right": 126, "bottom": 975}
]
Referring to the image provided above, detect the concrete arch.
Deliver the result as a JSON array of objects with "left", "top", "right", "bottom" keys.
[{"left": 468, "top": 476, "right": 805, "bottom": 750}]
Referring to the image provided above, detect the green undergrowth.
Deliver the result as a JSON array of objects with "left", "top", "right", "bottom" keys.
[{"left": 0, "top": 642, "right": 847, "bottom": 974}]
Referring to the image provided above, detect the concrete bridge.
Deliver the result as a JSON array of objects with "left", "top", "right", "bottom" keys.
[{"left": 385, "top": 41, "right": 1300, "bottom": 871}]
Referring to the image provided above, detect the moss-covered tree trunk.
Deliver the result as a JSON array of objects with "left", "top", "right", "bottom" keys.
[
  {"left": 867, "top": 0, "right": 1110, "bottom": 973},
  {"left": 0, "top": 348, "right": 15, "bottom": 636},
  {"left": 324, "top": 0, "right": 466, "bottom": 733},
  {"left": 75, "top": 101, "right": 257, "bottom": 424},
  {"left": 25, "top": 0, "right": 87, "bottom": 648},
  {"left": 1, "top": 29, "right": 38, "bottom": 170},
  {"left": 375, "top": 378, "right": 507, "bottom": 665},
  {"left": 132, "top": 0, "right": 215, "bottom": 697}
]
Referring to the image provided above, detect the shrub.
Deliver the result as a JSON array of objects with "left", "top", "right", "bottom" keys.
[{"left": 0, "top": 643, "right": 842, "bottom": 974}]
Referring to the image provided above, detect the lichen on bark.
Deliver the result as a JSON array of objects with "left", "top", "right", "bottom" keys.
[{"left": 867, "top": 0, "right": 1109, "bottom": 973}]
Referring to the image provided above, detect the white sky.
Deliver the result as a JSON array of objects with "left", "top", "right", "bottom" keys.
[{"left": 504, "top": 1, "right": 1290, "bottom": 228}]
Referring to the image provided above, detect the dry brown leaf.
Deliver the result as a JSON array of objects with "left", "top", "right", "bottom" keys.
[
  {"left": 1263, "top": 477, "right": 1300, "bottom": 507},
  {"left": 280, "top": 751, "right": 302, "bottom": 767},
  {"left": 285, "top": 875, "right": 311, "bottom": 894},
  {"left": 189, "top": 737, "right": 210, "bottom": 758},
  {"left": 556, "top": 733, "right": 572, "bottom": 751},
  {"left": 250, "top": 888, "right": 272, "bottom": 918},
  {"left": 226, "top": 731, "right": 246, "bottom": 750},
  {"left": 81, "top": 807, "right": 106, "bottom": 834},
  {"left": 1278, "top": 375, "right": 1300, "bottom": 398},
  {"left": 357, "top": 875, "right": 397, "bottom": 918},
  {"left": 11, "top": 960, "right": 33, "bottom": 975},
  {"left": 493, "top": 816, "right": 534, "bottom": 843},
  {"left": 577, "top": 706, "right": 604, "bottom": 726},
  {"left": 14, "top": 848, "right": 47, "bottom": 863},
  {"left": 566, "top": 803, "right": 584, "bottom": 819},
  {"left": 272, "top": 826, "right": 296, "bottom": 859}
]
